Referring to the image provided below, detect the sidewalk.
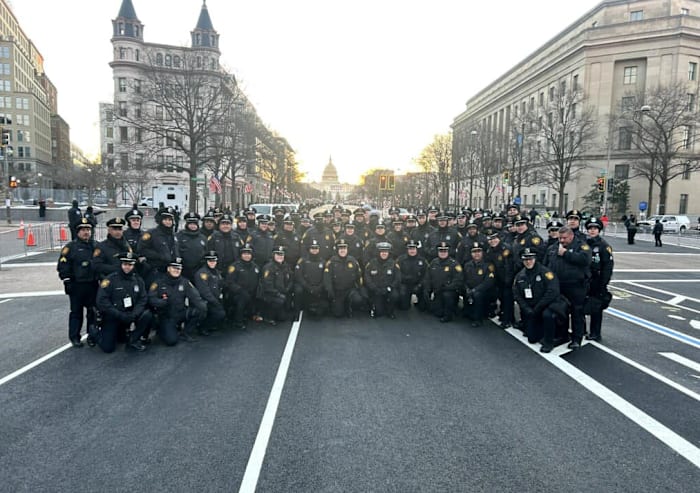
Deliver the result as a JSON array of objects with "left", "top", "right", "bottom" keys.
[{"left": 0, "top": 263, "right": 62, "bottom": 295}]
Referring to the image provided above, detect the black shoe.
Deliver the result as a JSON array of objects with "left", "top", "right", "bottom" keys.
[
  {"left": 439, "top": 316, "right": 452, "bottom": 323},
  {"left": 540, "top": 344, "right": 553, "bottom": 353},
  {"left": 86, "top": 335, "right": 96, "bottom": 347},
  {"left": 179, "top": 332, "right": 196, "bottom": 342},
  {"left": 585, "top": 334, "right": 601, "bottom": 342},
  {"left": 70, "top": 338, "right": 84, "bottom": 348},
  {"left": 126, "top": 340, "right": 146, "bottom": 352},
  {"left": 567, "top": 341, "right": 581, "bottom": 350},
  {"left": 388, "top": 312, "right": 396, "bottom": 319},
  {"left": 139, "top": 336, "right": 152, "bottom": 345},
  {"left": 471, "top": 320, "right": 482, "bottom": 328},
  {"left": 199, "top": 328, "right": 211, "bottom": 336},
  {"left": 500, "top": 322, "right": 512, "bottom": 329}
]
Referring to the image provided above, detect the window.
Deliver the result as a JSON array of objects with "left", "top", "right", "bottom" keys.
[
  {"left": 118, "top": 22, "right": 125, "bottom": 35},
  {"left": 547, "top": 112, "right": 553, "bottom": 127},
  {"left": 529, "top": 96, "right": 535, "bottom": 110},
  {"left": 135, "top": 49, "right": 140, "bottom": 62},
  {"left": 0, "top": 47, "right": 9, "bottom": 58},
  {"left": 621, "top": 96, "right": 635, "bottom": 112},
  {"left": 134, "top": 25, "right": 140, "bottom": 37},
  {"left": 573, "top": 74, "right": 579, "bottom": 90},
  {"left": 106, "top": 127, "right": 113, "bottom": 138},
  {"left": 196, "top": 56, "right": 202, "bottom": 68},
  {"left": 690, "top": 62, "right": 698, "bottom": 81},
  {"left": 134, "top": 103, "right": 142, "bottom": 118},
  {"left": 105, "top": 109, "right": 113, "bottom": 122},
  {"left": 630, "top": 10, "right": 643, "bottom": 21},
  {"left": 0, "top": 96, "right": 10, "bottom": 108},
  {"left": 521, "top": 101, "right": 526, "bottom": 115},
  {"left": 156, "top": 53, "right": 163, "bottom": 66},
  {"left": 135, "top": 128, "right": 142, "bottom": 143},
  {"left": 135, "top": 153, "right": 144, "bottom": 170},
  {"left": 119, "top": 47, "right": 126, "bottom": 60},
  {"left": 619, "top": 127, "right": 632, "bottom": 150},
  {"left": 682, "top": 8, "right": 690, "bottom": 15},
  {"left": 120, "top": 153, "right": 129, "bottom": 170},
  {"left": 0, "top": 63, "right": 9, "bottom": 75},
  {"left": 17, "top": 146, "right": 30, "bottom": 158},
  {"left": 134, "top": 79, "right": 141, "bottom": 94},
  {"left": 157, "top": 155, "right": 164, "bottom": 171},
  {"left": 120, "top": 126, "right": 128, "bottom": 142},
  {"left": 165, "top": 54, "right": 172, "bottom": 67},
  {"left": 549, "top": 86, "right": 555, "bottom": 101},
  {"left": 623, "top": 66, "right": 637, "bottom": 85},
  {"left": 0, "top": 80, "right": 11, "bottom": 91},
  {"left": 107, "top": 143, "right": 114, "bottom": 154},
  {"left": 155, "top": 105, "right": 163, "bottom": 120},
  {"left": 118, "top": 78, "right": 127, "bottom": 92},
  {"left": 688, "top": 94, "right": 696, "bottom": 112},
  {"left": 539, "top": 92, "right": 544, "bottom": 106},
  {"left": 552, "top": 194, "right": 557, "bottom": 208},
  {"left": 682, "top": 164, "right": 691, "bottom": 180},
  {"left": 679, "top": 194, "right": 689, "bottom": 214},
  {"left": 615, "top": 164, "right": 630, "bottom": 179},
  {"left": 174, "top": 55, "right": 181, "bottom": 68},
  {"left": 560, "top": 80, "right": 566, "bottom": 96},
  {"left": 683, "top": 125, "right": 693, "bottom": 148},
  {"left": 118, "top": 101, "right": 127, "bottom": 117},
  {"left": 572, "top": 103, "right": 577, "bottom": 119}
]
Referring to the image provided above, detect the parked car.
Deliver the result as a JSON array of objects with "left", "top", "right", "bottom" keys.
[
  {"left": 248, "top": 203, "right": 298, "bottom": 220},
  {"left": 138, "top": 197, "right": 154, "bottom": 208},
  {"left": 637, "top": 215, "right": 691, "bottom": 233}
]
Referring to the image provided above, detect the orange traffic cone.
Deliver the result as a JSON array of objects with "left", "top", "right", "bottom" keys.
[
  {"left": 60, "top": 223, "right": 68, "bottom": 241},
  {"left": 26, "top": 225, "right": 36, "bottom": 247},
  {"left": 17, "top": 219, "right": 25, "bottom": 239}
]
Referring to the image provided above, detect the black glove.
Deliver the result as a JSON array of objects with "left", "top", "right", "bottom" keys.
[
  {"left": 521, "top": 306, "right": 534, "bottom": 317},
  {"left": 63, "top": 279, "right": 72, "bottom": 295}
]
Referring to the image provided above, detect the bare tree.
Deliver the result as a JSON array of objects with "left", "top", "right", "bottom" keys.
[
  {"left": 530, "top": 84, "right": 597, "bottom": 213},
  {"left": 471, "top": 125, "right": 501, "bottom": 210},
  {"left": 417, "top": 133, "right": 452, "bottom": 207},
  {"left": 620, "top": 81, "right": 700, "bottom": 214}
]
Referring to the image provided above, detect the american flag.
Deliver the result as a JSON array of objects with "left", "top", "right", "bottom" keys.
[{"left": 209, "top": 175, "right": 222, "bottom": 194}]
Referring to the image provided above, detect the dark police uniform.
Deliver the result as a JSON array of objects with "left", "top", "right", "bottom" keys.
[
  {"left": 193, "top": 251, "right": 226, "bottom": 334},
  {"left": 224, "top": 245, "right": 260, "bottom": 329},
  {"left": 138, "top": 207, "right": 179, "bottom": 282},
  {"left": 323, "top": 241, "right": 368, "bottom": 318},
  {"left": 423, "top": 243, "right": 463, "bottom": 322},
  {"left": 513, "top": 249, "right": 561, "bottom": 352},
  {"left": 396, "top": 242, "right": 428, "bottom": 311},
  {"left": 364, "top": 242, "right": 401, "bottom": 318},
  {"left": 294, "top": 241, "right": 329, "bottom": 318},
  {"left": 176, "top": 212, "right": 208, "bottom": 281},
  {"left": 57, "top": 218, "right": 97, "bottom": 347},
  {"left": 427, "top": 217, "right": 461, "bottom": 260},
  {"left": 461, "top": 243, "right": 497, "bottom": 326},
  {"left": 274, "top": 221, "right": 302, "bottom": 268},
  {"left": 259, "top": 247, "right": 294, "bottom": 323},
  {"left": 93, "top": 217, "right": 132, "bottom": 280},
  {"left": 485, "top": 234, "right": 516, "bottom": 327},
  {"left": 123, "top": 207, "right": 144, "bottom": 252},
  {"left": 147, "top": 259, "right": 207, "bottom": 345},
  {"left": 93, "top": 252, "right": 152, "bottom": 353},
  {"left": 585, "top": 217, "right": 614, "bottom": 341}
]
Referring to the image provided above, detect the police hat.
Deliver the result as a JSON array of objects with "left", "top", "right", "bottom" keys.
[
  {"left": 507, "top": 203, "right": 520, "bottom": 212},
  {"left": 335, "top": 239, "right": 349, "bottom": 248},
  {"left": 106, "top": 217, "right": 126, "bottom": 228},
  {"left": 159, "top": 207, "right": 175, "bottom": 219},
  {"left": 344, "top": 221, "right": 355, "bottom": 229},
  {"left": 236, "top": 215, "right": 247, "bottom": 223},
  {"left": 486, "top": 231, "right": 500, "bottom": 240},
  {"left": 513, "top": 215, "right": 528, "bottom": 225},
  {"left": 219, "top": 214, "right": 233, "bottom": 224},
  {"left": 204, "top": 250, "right": 218, "bottom": 260},
  {"left": 547, "top": 220, "right": 565, "bottom": 230},
  {"left": 377, "top": 241, "right": 392, "bottom": 251},
  {"left": 470, "top": 242, "right": 484, "bottom": 252},
  {"left": 374, "top": 221, "right": 386, "bottom": 229},
  {"left": 203, "top": 211, "right": 217, "bottom": 222},
  {"left": 168, "top": 257, "right": 183, "bottom": 268},
  {"left": 566, "top": 209, "right": 582, "bottom": 220},
  {"left": 273, "top": 246, "right": 285, "bottom": 255},
  {"left": 119, "top": 251, "right": 137, "bottom": 263},
  {"left": 406, "top": 240, "right": 419, "bottom": 249},
  {"left": 466, "top": 220, "right": 479, "bottom": 229},
  {"left": 437, "top": 242, "right": 450, "bottom": 251},
  {"left": 76, "top": 218, "right": 93, "bottom": 229},
  {"left": 437, "top": 214, "right": 449, "bottom": 221},
  {"left": 308, "top": 239, "right": 321, "bottom": 249},
  {"left": 124, "top": 208, "right": 143, "bottom": 220},
  {"left": 259, "top": 214, "right": 272, "bottom": 223},
  {"left": 240, "top": 243, "right": 254, "bottom": 254},
  {"left": 492, "top": 212, "right": 506, "bottom": 221},
  {"left": 405, "top": 214, "right": 417, "bottom": 222},
  {"left": 520, "top": 248, "right": 537, "bottom": 259},
  {"left": 273, "top": 206, "right": 286, "bottom": 215},
  {"left": 585, "top": 217, "right": 604, "bottom": 230},
  {"left": 184, "top": 212, "right": 201, "bottom": 223},
  {"left": 353, "top": 208, "right": 366, "bottom": 216}
]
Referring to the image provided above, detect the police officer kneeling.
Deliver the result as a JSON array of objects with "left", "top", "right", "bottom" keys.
[
  {"left": 93, "top": 252, "right": 152, "bottom": 352},
  {"left": 513, "top": 248, "right": 560, "bottom": 353}
]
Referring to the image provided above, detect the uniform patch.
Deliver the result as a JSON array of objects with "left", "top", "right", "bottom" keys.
[
  {"left": 544, "top": 271, "right": 554, "bottom": 281},
  {"left": 532, "top": 237, "right": 541, "bottom": 245},
  {"left": 477, "top": 269, "right": 483, "bottom": 275},
  {"left": 581, "top": 244, "right": 590, "bottom": 251},
  {"left": 100, "top": 279, "right": 110, "bottom": 288},
  {"left": 347, "top": 262, "right": 354, "bottom": 269},
  {"left": 606, "top": 246, "right": 613, "bottom": 254},
  {"left": 503, "top": 250, "right": 510, "bottom": 257},
  {"left": 61, "top": 246, "right": 69, "bottom": 255},
  {"left": 228, "top": 266, "right": 236, "bottom": 274},
  {"left": 200, "top": 273, "right": 208, "bottom": 281},
  {"left": 444, "top": 266, "right": 450, "bottom": 272},
  {"left": 93, "top": 248, "right": 101, "bottom": 257},
  {"left": 488, "top": 264, "right": 495, "bottom": 272},
  {"left": 141, "top": 232, "right": 151, "bottom": 241},
  {"left": 264, "top": 270, "right": 270, "bottom": 278},
  {"left": 455, "top": 265, "right": 463, "bottom": 272},
  {"left": 150, "top": 282, "right": 158, "bottom": 291},
  {"left": 59, "top": 257, "right": 67, "bottom": 263}
]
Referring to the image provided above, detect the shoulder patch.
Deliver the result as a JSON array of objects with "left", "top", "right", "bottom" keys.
[
  {"left": 228, "top": 265, "right": 236, "bottom": 274},
  {"left": 544, "top": 271, "right": 554, "bottom": 281},
  {"left": 488, "top": 264, "right": 495, "bottom": 272},
  {"left": 100, "top": 279, "right": 110, "bottom": 288},
  {"left": 141, "top": 232, "right": 151, "bottom": 241},
  {"left": 149, "top": 282, "right": 158, "bottom": 291},
  {"left": 455, "top": 265, "right": 463, "bottom": 272},
  {"left": 503, "top": 249, "right": 510, "bottom": 257},
  {"left": 347, "top": 262, "right": 354, "bottom": 269},
  {"left": 606, "top": 246, "right": 613, "bottom": 254},
  {"left": 531, "top": 237, "right": 541, "bottom": 245},
  {"left": 581, "top": 244, "right": 590, "bottom": 251},
  {"left": 264, "top": 270, "right": 270, "bottom": 278},
  {"left": 200, "top": 272, "right": 208, "bottom": 281},
  {"left": 61, "top": 246, "right": 70, "bottom": 255},
  {"left": 93, "top": 248, "right": 101, "bottom": 257}
]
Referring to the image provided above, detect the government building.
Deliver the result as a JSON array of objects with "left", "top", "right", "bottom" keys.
[{"left": 452, "top": 0, "right": 700, "bottom": 218}]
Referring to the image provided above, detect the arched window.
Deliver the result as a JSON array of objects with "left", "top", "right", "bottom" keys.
[
  {"left": 173, "top": 55, "right": 181, "bottom": 68},
  {"left": 156, "top": 53, "right": 163, "bottom": 66},
  {"left": 195, "top": 33, "right": 201, "bottom": 45},
  {"left": 165, "top": 54, "right": 172, "bottom": 67},
  {"left": 135, "top": 49, "right": 140, "bottom": 61}
]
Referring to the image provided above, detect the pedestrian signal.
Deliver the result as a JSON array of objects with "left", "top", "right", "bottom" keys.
[
  {"left": 596, "top": 177, "right": 605, "bottom": 192},
  {"left": 379, "top": 175, "right": 387, "bottom": 191},
  {"left": 1, "top": 128, "right": 9, "bottom": 147},
  {"left": 503, "top": 171, "right": 510, "bottom": 183},
  {"left": 9, "top": 175, "right": 18, "bottom": 188},
  {"left": 388, "top": 175, "right": 395, "bottom": 190}
]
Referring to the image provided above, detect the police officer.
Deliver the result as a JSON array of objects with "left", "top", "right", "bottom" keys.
[
  {"left": 386, "top": 220, "right": 410, "bottom": 260},
  {"left": 194, "top": 250, "right": 226, "bottom": 335},
  {"left": 585, "top": 217, "right": 614, "bottom": 341},
  {"left": 93, "top": 252, "right": 152, "bottom": 352},
  {"left": 177, "top": 212, "right": 207, "bottom": 281},
  {"left": 123, "top": 207, "right": 144, "bottom": 251},
  {"left": 456, "top": 220, "right": 487, "bottom": 264},
  {"left": 147, "top": 257, "right": 207, "bottom": 345},
  {"left": 462, "top": 242, "right": 497, "bottom": 327},
  {"left": 274, "top": 215, "right": 302, "bottom": 267},
  {"left": 57, "top": 218, "right": 97, "bottom": 347},
  {"left": 338, "top": 221, "right": 365, "bottom": 262},
  {"left": 427, "top": 213, "right": 461, "bottom": 260},
  {"left": 201, "top": 211, "right": 218, "bottom": 240},
  {"left": 93, "top": 217, "right": 132, "bottom": 280},
  {"left": 364, "top": 241, "right": 401, "bottom": 319},
  {"left": 208, "top": 213, "right": 242, "bottom": 274},
  {"left": 410, "top": 209, "right": 434, "bottom": 256},
  {"left": 511, "top": 215, "right": 546, "bottom": 274},
  {"left": 323, "top": 239, "right": 368, "bottom": 318},
  {"left": 566, "top": 209, "right": 587, "bottom": 242},
  {"left": 485, "top": 232, "right": 515, "bottom": 328},
  {"left": 138, "top": 206, "right": 179, "bottom": 283},
  {"left": 260, "top": 246, "right": 294, "bottom": 324},
  {"left": 543, "top": 225, "right": 592, "bottom": 349},
  {"left": 364, "top": 220, "right": 391, "bottom": 264},
  {"left": 513, "top": 248, "right": 560, "bottom": 352},
  {"left": 251, "top": 215, "right": 275, "bottom": 268},
  {"left": 224, "top": 244, "right": 261, "bottom": 329},
  {"left": 67, "top": 199, "right": 82, "bottom": 240},
  {"left": 545, "top": 219, "right": 565, "bottom": 249},
  {"left": 397, "top": 240, "right": 428, "bottom": 311},
  {"left": 294, "top": 240, "right": 329, "bottom": 318},
  {"left": 423, "top": 242, "right": 463, "bottom": 323}
]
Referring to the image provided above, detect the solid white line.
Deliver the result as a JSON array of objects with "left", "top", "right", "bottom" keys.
[
  {"left": 588, "top": 342, "right": 700, "bottom": 402},
  {"left": 668, "top": 296, "right": 687, "bottom": 305},
  {"left": 0, "top": 290, "right": 63, "bottom": 299},
  {"left": 611, "top": 280, "right": 700, "bottom": 283},
  {"left": 623, "top": 281, "right": 700, "bottom": 304},
  {"left": 0, "top": 299, "right": 11, "bottom": 304},
  {"left": 0, "top": 341, "right": 74, "bottom": 387},
  {"left": 505, "top": 328, "right": 700, "bottom": 469},
  {"left": 239, "top": 313, "right": 303, "bottom": 493},
  {"left": 613, "top": 269, "right": 700, "bottom": 272},
  {"left": 659, "top": 352, "right": 700, "bottom": 374},
  {"left": 0, "top": 262, "right": 57, "bottom": 268},
  {"left": 609, "top": 286, "right": 700, "bottom": 316}
]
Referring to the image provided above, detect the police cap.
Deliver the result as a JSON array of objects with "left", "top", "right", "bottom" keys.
[{"left": 106, "top": 217, "right": 126, "bottom": 228}]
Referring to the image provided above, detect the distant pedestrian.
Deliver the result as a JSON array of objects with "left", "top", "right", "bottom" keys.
[
  {"left": 67, "top": 199, "right": 82, "bottom": 240},
  {"left": 652, "top": 219, "right": 663, "bottom": 247},
  {"left": 624, "top": 214, "right": 637, "bottom": 244}
]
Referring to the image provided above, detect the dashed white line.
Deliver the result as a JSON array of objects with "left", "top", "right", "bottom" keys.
[
  {"left": 0, "top": 290, "right": 63, "bottom": 299},
  {"left": 659, "top": 352, "right": 700, "bottom": 374}
]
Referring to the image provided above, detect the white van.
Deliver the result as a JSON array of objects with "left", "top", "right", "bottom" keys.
[
  {"left": 248, "top": 203, "right": 298, "bottom": 219},
  {"left": 638, "top": 215, "right": 691, "bottom": 233}
]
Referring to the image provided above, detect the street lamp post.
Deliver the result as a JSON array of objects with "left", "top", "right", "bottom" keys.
[
  {"left": 37, "top": 172, "right": 42, "bottom": 201},
  {"left": 468, "top": 130, "right": 477, "bottom": 209}
]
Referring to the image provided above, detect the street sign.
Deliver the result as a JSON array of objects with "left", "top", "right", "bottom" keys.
[
  {"left": 639, "top": 201, "right": 648, "bottom": 211},
  {"left": 244, "top": 184, "right": 252, "bottom": 193},
  {"left": 514, "top": 196, "right": 522, "bottom": 205}
]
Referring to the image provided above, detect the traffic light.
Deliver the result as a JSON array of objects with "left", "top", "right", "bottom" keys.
[
  {"left": 503, "top": 171, "right": 510, "bottom": 183},
  {"left": 379, "top": 175, "right": 387, "bottom": 191},
  {"left": 1, "top": 128, "right": 9, "bottom": 147},
  {"left": 596, "top": 176, "right": 605, "bottom": 192},
  {"left": 388, "top": 175, "right": 395, "bottom": 190},
  {"left": 9, "top": 175, "right": 17, "bottom": 188},
  {"left": 607, "top": 177, "right": 614, "bottom": 193}
]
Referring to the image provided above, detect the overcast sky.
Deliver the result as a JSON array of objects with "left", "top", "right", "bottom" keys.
[{"left": 12, "top": 0, "right": 602, "bottom": 184}]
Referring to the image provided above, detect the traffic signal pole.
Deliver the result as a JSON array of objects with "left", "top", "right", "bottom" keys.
[{"left": 2, "top": 127, "right": 10, "bottom": 224}]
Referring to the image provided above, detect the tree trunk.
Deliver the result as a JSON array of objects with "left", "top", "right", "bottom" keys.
[{"left": 646, "top": 179, "right": 654, "bottom": 216}]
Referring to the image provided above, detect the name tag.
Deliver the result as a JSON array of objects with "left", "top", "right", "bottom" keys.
[
  {"left": 123, "top": 296, "right": 133, "bottom": 308},
  {"left": 524, "top": 288, "right": 533, "bottom": 299}
]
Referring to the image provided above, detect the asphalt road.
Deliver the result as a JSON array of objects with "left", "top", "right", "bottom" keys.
[{"left": 1, "top": 234, "right": 699, "bottom": 492}]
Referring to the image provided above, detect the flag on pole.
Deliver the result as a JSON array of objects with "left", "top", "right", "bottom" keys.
[{"left": 209, "top": 175, "right": 222, "bottom": 194}]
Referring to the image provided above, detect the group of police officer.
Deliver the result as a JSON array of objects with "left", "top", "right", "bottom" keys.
[{"left": 56, "top": 202, "right": 613, "bottom": 353}]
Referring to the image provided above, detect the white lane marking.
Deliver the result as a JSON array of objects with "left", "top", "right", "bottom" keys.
[
  {"left": 613, "top": 268, "right": 700, "bottom": 271},
  {"left": 607, "top": 308, "right": 700, "bottom": 348},
  {"left": 669, "top": 296, "right": 688, "bottom": 305},
  {"left": 586, "top": 343, "right": 700, "bottom": 402},
  {"left": 0, "top": 262, "right": 57, "bottom": 268},
  {"left": 506, "top": 328, "right": 700, "bottom": 469},
  {"left": 659, "top": 352, "right": 700, "bottom": 374},
  {"left": 623, "top": 281, "right": 700, "bottom": 304},
  {"left": 691, "top": 320, "right": 700, "bottom": 330},
  {"left": 239, "top": 313, "right": 303, "bottom": 493},
  {"left": 611, "top": 280, "right": 700, "bottom": 283},
  {"left": 0, "top": 338, "right": 82, "bottom": 387},
  {"left": 0, "top": 291, "right": 63, "bottom": 299},
  {"left": 609, "top": 286, "right": 700, "bottom": 316},
  {"left": 0, "top": 299, "right": 12, "bottom": 304},
  {"left": 668, "top": 315, "right": 686, "bottom": 321}
]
